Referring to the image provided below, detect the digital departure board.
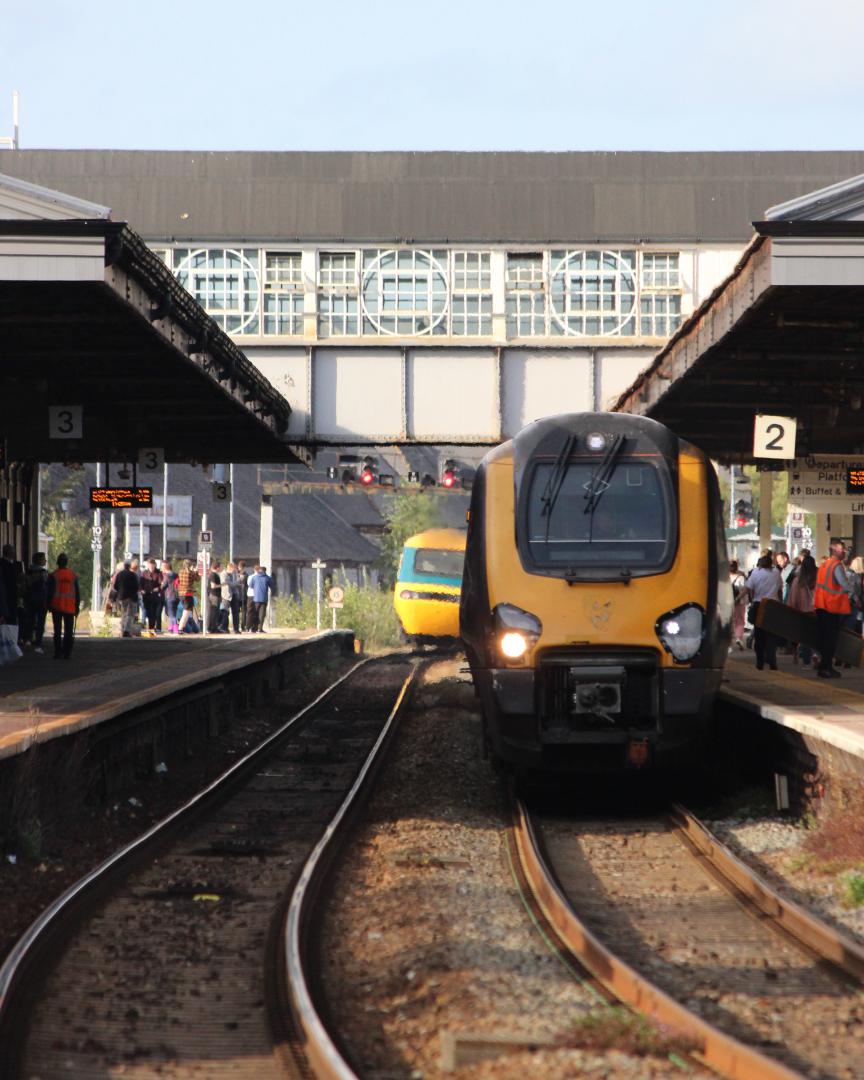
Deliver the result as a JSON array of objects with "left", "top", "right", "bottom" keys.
[
  {"left": 846, "top": 470, "right": 864, "bottom": 495},
  {"left": 89, "top": 487, "right": 154, "bottom": 509}
]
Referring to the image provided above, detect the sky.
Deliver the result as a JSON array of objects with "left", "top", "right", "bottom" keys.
[{"left": 2, "top": 0, "right": 863, "bottom": 152}]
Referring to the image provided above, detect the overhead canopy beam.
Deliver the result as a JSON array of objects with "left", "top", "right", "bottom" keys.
[
  {"left": 0, "top": 219, "right": 308, "bottom": 464},
  {"left": 614, "top": 221, "right": 864, "bottom": 460}
]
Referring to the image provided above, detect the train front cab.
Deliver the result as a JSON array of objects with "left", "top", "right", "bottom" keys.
[
  {"left": 460, "top": 416, "right": 732, "bottom": 774},
  {"left": 394, "top": 528, "right": 466, "bottom": 643}
]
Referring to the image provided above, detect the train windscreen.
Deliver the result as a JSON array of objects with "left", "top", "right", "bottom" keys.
[
  {"left": 413, "top": 548, "right": 464, "bottom": 580},
  {"left": 524, "top": 459, "right": 672, "bottom": 570}
]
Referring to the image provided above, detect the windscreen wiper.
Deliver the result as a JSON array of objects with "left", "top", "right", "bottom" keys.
[
  {"left": 540, "top": 432, "right": 576, "bottom": 521},
  {"left": 583, "top": 434, "right": 625, "bottom": 516}
]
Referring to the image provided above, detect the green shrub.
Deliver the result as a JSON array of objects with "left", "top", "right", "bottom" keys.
[
  {"left": 273, "top": 582, "right": 401, "bottom": 650},
  {"left": 841, "top": 871, "right": 864, "bottom": 908}
]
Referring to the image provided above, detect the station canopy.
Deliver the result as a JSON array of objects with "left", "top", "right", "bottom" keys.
[
  {"left": 615, "top": 174, "right": 864, "bottom": 462},
  {"left": 0, "top": 172, "right": 302, "bottom": 465}
]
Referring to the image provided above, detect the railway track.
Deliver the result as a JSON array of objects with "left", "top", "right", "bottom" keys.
[
  {"left": 513, "top": 797, "right": 864, "bottom": 1080},
  {"left": 0, "top": 656, "right": 419, "bottom": 1079}
]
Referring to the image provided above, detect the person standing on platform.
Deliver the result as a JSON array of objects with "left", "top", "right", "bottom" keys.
[
  {"left": 22, "top": 552, "right": 49, "bottom": 653},
  {"left": 114, "top": 559, "right": 140, "bottom": 638},
  {"left": 227, "top": 562, "right": 242, "bottom": 633},
  {"left": 248, "top": 565, "right": 274, "bottom": 632},
  {"left": 729, "top": 560, "right": 747, "bottom": 651},
  {"left": 236, "top": 560, "right": 249, "bottom": 632},
  {"left": 176, "top": 560, "right": 200, "bottom": 633},
  {"left": 745, "top": 554, "right": 782, "bottom": 671},
  {"left": 161, "top": 560, "right": 179, "bottom": 634},
  {"left": 207, "top": 560, "right": 223, "bottom": 633},
  {"left": 787, "top": 553, "right": 817, "bottom": 667},
  {"left": 814, "top": 538, "right": 860, "bottom": 679},
  {"left": 221, "top": 562, "right": 238, "bottom": 633},
  {"left": 140, "top": 558, "right": 163, "bottom": 634},
  {"left": 0, "top": 544, "right": 23, "bottom": 645},
  {"left": 47, "top": 553, "right": 80, "bottom": 659}
]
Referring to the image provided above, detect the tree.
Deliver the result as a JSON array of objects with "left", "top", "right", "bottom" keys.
[
  {"left": 42, "top": 511, "right": 94, "bottom": 610},
  {"left": 377, "top": 492, "right": 445, "bottom": 585}
]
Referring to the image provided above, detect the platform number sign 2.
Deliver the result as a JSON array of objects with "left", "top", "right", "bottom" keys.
[
  {"left": 753, "top": 414, "right": 797, "bottom": 460},
  {"left": 48, "top": 405, "right": 83, "bottom": 440}
]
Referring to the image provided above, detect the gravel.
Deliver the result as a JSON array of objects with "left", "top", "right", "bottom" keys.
[
  {"left": 318, "top": 659, "right": 708, "bottom": 1079},
  {"left": 703, "top": 813, "right": 864, "bottom": 945}
]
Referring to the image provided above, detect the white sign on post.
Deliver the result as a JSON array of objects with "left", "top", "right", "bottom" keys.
[
  {"left": 48, "top": 405, "right": 83, "bottom": 439},
  {"left": 138, "top": 447, "right": 165, "bottom": 473},
  {"left": 753, "top": 414, "right": 797, "bottom": 459}
]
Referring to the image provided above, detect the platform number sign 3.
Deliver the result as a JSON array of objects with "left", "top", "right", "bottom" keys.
[
  {"left": 48, "top": 405, "right": 83, "bottom": 440},
  {"left": 753, "top": 414, "right": 797, "bottom": 460},
  {"left": 138, "top": 447, "right": 165, "bottom": 473}
]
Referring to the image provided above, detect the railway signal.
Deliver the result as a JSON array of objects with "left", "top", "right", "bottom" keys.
[{"left": 441, "top": 459, "right": 458, "bottom": 489}]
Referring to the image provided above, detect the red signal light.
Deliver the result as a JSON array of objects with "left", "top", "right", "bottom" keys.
[
  {"left": 442, "top": 471, "right": 456, "bottom": 489},
  {"left": 736, "top": 515, "right": 747, "bottom": 527},
  {"left": 360, "top": 468, "right": 375, "bottom": 486}
]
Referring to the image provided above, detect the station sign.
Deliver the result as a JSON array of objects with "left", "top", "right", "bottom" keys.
[
  {"left": 788, "top": 456, "right": 864, "bottom": 513},
  {"left": 138, "top": 447, "right": 165, "bottom": 473},
  {"left": 753, "top": 414, "right": 797, "bottom": 460},
  {"left": 89, "top": 487, "right": 154, "bottom": 510}
]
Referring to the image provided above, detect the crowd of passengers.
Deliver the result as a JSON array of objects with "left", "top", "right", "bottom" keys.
[
  {"left": 730, "top": 539, "right": 862, "bottom": 679},
  {"left": 108, "top": 558, "right": 275, "bottom": 637},
  {"left": 0, "top": 543, "right": 276, "bottom": 660}
]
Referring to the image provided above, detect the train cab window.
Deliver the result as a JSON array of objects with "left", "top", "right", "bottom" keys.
[
  {"left": 413, "top": 548, "right": 464, "bottom": 580},
  {"left": 523, "top": 459, "right": 674, "bottom": 574}
]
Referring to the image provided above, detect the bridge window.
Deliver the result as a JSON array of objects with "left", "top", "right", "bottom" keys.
[
  {"left": 361, "top": 249, "right": 449, "bottom": 336},
  {"left": 640, "top": 253, "right": 682, "bottom": 336},
  {"left": 174, "top": 248, "right": 260, "bottom": 335},
  {"left": 550, "top": 250, "right": 637, "bottom": 337},
  {"left": 451, "top": 251, "right": 492, "bottom": 335},
  {"left": 318, "top": 252, "right": 359, "bottom": 336},
  {"left": 263, "top": 252, "right": 304, "bottom": 335},
  {"left": 506, "top": 253, "right": 546, "bottom": 336}
]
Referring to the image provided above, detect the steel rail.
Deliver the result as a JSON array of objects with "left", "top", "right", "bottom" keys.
[
  {"left": 0, "top": 656, "right": 375, "bottom": 1046},
  {"left": 670, "top": 802, "right": 864, "bottom": 984},
  {"left": 283, "top": 664, "right": 421, "bottom": 1080},
  {"left": 511, "top": 796, "right": 804, "bottom": 1080}
]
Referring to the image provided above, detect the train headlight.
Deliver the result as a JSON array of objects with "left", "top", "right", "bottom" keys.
[
  {"left": 655, "top": 603, "right": 704, "bottom": 662},
  {"left": 399, "top": 589, "right": 422, "bottom": 600},
  {"left": 585, "top": 432, "right": 607, "bottom": 452},
  {"left": 493, "top": 603, "right": 543, "bottom": 662},
  {"left": 501, "top": 632, "right": 528, "bottom": 659}
]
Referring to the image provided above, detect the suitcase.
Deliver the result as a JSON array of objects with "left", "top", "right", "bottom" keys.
[{"left": 753, "top": 599, "right": 864, "bottom": 667}]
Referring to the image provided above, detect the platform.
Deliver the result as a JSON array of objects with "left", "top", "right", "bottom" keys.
[
  {"left": 0, "top": 631, "right": 350, "bottom": 761},
  {"left": 720, "top": 650, "right": 864, "bottom": 763}
]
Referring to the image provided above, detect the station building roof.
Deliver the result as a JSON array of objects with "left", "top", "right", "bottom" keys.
[
  {"left": 614, "top": 174, "right": 864, "bottom": 460},
  {"left": 0, "top": 172, "right": 301, "bottom": 465},
  {"left": 4, "top": 150, "right": 864, "bottom": 243}
]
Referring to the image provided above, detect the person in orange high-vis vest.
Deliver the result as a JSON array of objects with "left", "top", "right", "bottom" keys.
[
  {"left": 813, "top": 538, "right": 857, "bottom": 678},
  {"left": 47, "top": 553, "right": 80, "bottom": 659}
]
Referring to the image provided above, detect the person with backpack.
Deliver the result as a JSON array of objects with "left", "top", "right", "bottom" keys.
[{"left": 22, "top": 551, "right": 50, "bottom": 653}]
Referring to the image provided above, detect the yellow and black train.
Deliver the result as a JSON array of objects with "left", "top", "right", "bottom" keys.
[{"left": 460, "top": 412, "right": 732, "bottom": 773}]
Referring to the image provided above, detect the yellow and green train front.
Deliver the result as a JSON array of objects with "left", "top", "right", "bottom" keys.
[
  {"left": 460, "top": 414, "right": 731, "bottom": 772},
  {"left": 394, "top": 529, "right": 465, "bottom": 641}
]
